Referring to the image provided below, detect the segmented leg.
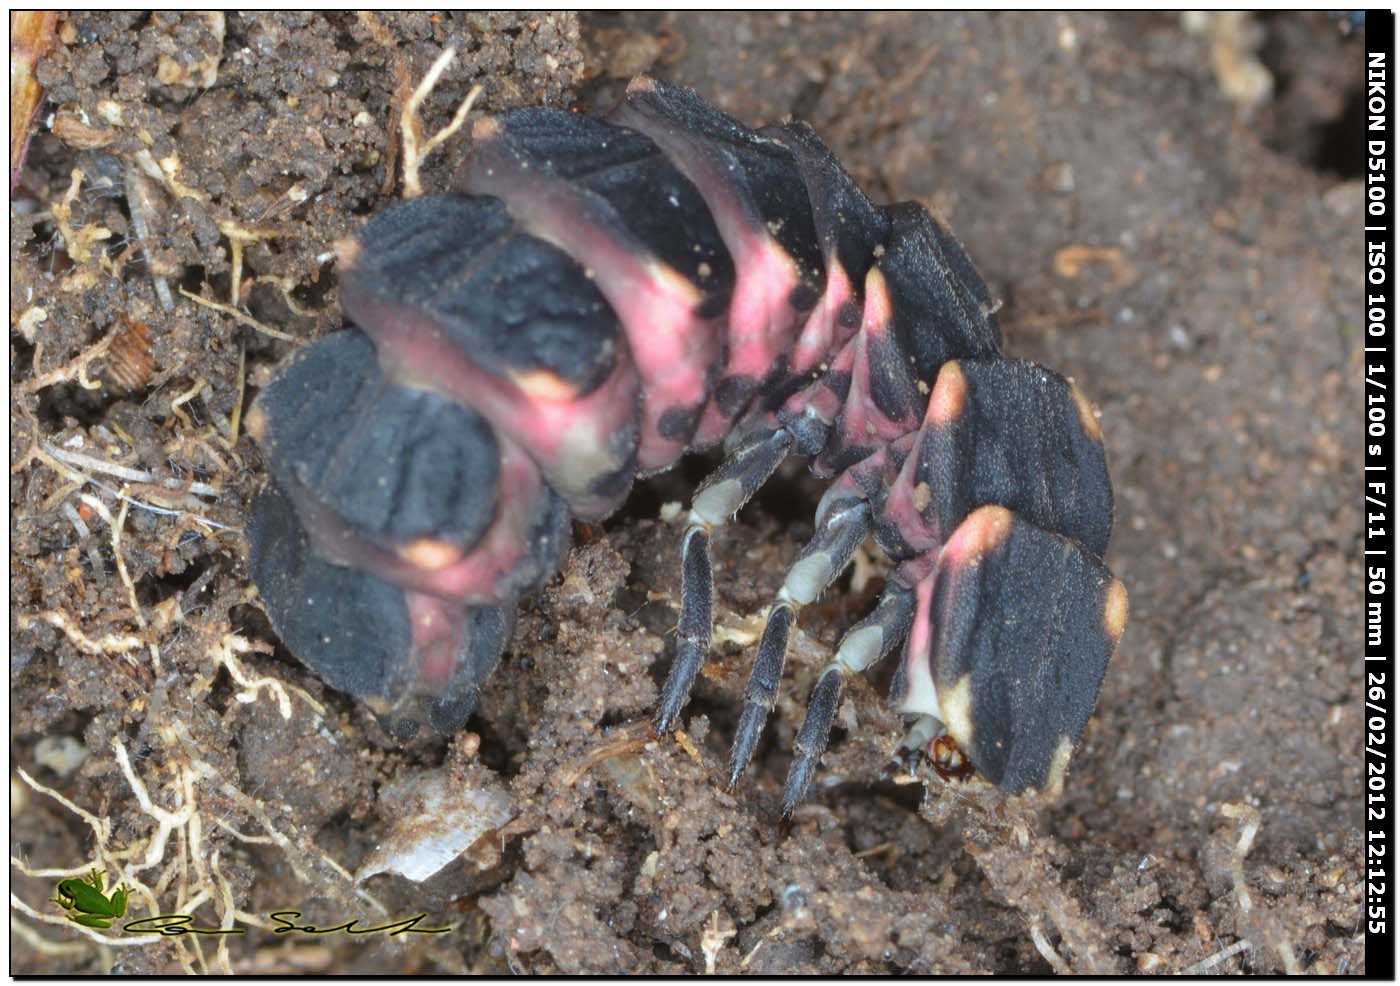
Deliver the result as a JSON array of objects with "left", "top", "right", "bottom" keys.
[
  {"left": 726, "top": 487, "right": 873, "bottom": 787},
  {"left": 728, "top": 602, "right": 796, "bottom": 789},
  {"left": 780, "top": 583, "right": 916, "bottom": 814},
  {"left": 655, "top": 525, "right": 714, "bottom": 732},
  {"left": 654, "top": 426, "right": 795, "bottom": 733}
]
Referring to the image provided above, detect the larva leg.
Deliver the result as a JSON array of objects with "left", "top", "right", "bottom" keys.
[
  {"left": 781, "top": 584, "right": 917, "bottom": 814},
  {"left": 654, "top": 426, "right": 795, "bottom": 733},
  {"left": 723, "top": 248, "right": 938, "bottom": 788},
  {"left": 725, "top": 481, "right": 873, "bottom": 788}
]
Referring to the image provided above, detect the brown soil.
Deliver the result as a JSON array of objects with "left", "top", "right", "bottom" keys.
[{"left": 10, "top": 11, "right": 1363, "bottom": 974}]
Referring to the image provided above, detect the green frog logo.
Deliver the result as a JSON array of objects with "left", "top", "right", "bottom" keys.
[{"left": 51, "top": 870, "right": 130, "bottom": 929}]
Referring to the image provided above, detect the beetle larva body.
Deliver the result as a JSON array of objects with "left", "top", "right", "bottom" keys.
[{"left": 248, "top": 77, "right": 1126, "bottom": 809}]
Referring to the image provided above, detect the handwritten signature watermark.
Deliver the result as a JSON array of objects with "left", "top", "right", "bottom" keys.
[
  {"left": 50, "top": 874, "right": 452, "bottom": 940},
  {"left": 121, "top": 911, "right": 453, "bottom": 938}
]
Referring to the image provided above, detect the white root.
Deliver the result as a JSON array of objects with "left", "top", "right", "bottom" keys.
[{"left": 400, "top": 46, "right": 482, "bottom": 199}]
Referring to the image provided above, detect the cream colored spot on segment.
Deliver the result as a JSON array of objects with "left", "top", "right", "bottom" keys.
[
  {"left": 335, "top": 234, "right": 362, "bottom": 270},
  {"left": 1069, "top": 382, "right": 1104, "bottom": 443},
  {"left": 627, "top": 75, "right": 658, "bottom": 95},
  {"left": 1103, "top": 578, "right": 1130, "bottom": 642},
  {"left": 860, "top": 267, "right": 893, "bottom": 333},
  {"left": 244, "top": 404, "right": 268, "bottom": 444},
  {"left": 510, "top": 369, "right": 578, "bottom": 402},
  {"left": 929, "top": 361, "right": 969, "bottom": 427},
  {"left": 948, "top": 504, "right": 1014, "bottom": 563},
  {"left": 912, "top": 481, "right": 932, "bottom": 513},
  {"left": 1044, "top": 735, "right": 1075, "bottom": 799},
  {"left": 939, "top": 674, "right": 974, "bottom": 750},
  {"left": 364, "top": 695, "right": 395, "bottom": 716},
  {"left": 471, "top": 115, "right": 502, "bottom": 141},
  {"left": 647, "top": 259, "right": 702, "bottom": 309},
  {"left": 398, "top": 538, "right": 464, "bottom": 571}
]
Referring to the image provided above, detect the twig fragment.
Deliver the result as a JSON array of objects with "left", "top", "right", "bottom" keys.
[
  {"left": 1178, "top": 937, "right": 1253, "bottom": 975},
  {"left": 50, "top": 169, "right": 113, "bottom": 265},
  {"left": 561, "top": 729, "right": 654, "bottom": 788},
  {"left": 1030, "top": 918, "right": 1070, "bottom": 974},
  {"left": 10, "top": 893, "right": 163, "bottom": 947},
  {"left": 1218, "top": 802, "right": 1299, "bottom": 974},
  {"left": 8, "top": 916, "right": 92, "bottom": 958},
  {"left": 1220, "top": 802, "right": 1259, "bottom": 914},
  {"left": 112, "top": 738, "right": 194, "bottom": 873},
  {"left": 124, "top": 160, "right": 174, "bottom": 310},
  {"left": 217, "top": 220, "right": 286, "bottom": 307},
  {"left": 77, "top": 493, "right": 145, "bottom": 629},
  {"left": 209, "top": 633, "right": 325, "bottom": 720},
  {"left": 227, "top": 343, "right": 247, "bottom": 443},
  {"left": 168, "top": 376, "right": 208, "bottom": 430},
  {"left": 17, "top": 611, "right": 143, "bottom": 656},
  {"left": 40, "top": 442, "right": 220, "bottom": 498}
]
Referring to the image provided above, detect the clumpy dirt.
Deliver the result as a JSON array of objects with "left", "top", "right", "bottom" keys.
[{"left": 10, "top": 11, "right": 1364, "bottom": 974}]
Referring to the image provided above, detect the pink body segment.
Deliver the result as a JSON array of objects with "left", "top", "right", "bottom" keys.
[
  {"left": 282, "top": 441, "right": 553, "bottom": 606},
  {"left": 788, "top": 258, "right": 859, "bottom": 378},
  {"left": 461, "top": 151, "right": 719, "bottom": 472},
  {"left": 343, "top": 285, "right": 642, "bottom": 521}
]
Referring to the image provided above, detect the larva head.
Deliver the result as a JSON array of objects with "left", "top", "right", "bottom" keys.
[
  {"left": 926, "top": 506, "right": 1126, "bottom": 793},
  {"left": 249, "top": 329, "right": 572, "bottom": 609}
]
